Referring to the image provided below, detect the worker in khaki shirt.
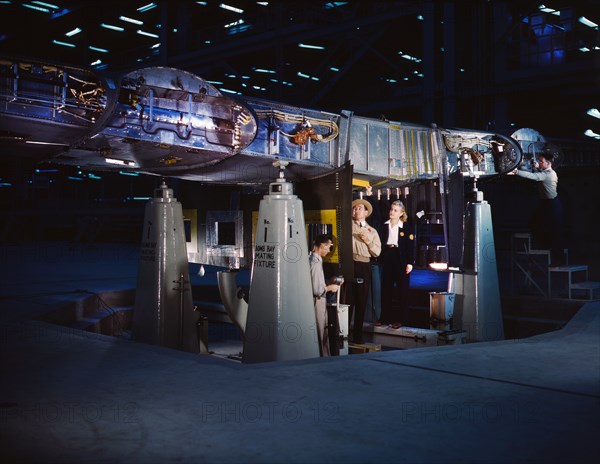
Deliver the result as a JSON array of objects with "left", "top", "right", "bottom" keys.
[{"left": 350, "top": 198, "right": 381, "bottom": 344}]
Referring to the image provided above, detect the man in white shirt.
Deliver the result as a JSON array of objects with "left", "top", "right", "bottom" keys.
[{"left": 513, "top": 152, "right": 566, "bottom": 266}]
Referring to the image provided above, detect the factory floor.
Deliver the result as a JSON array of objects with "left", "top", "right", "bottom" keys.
[{"left": 1, "top": 242, "right": 599, "bottom": 464}]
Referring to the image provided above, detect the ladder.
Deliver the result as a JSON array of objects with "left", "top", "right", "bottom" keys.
[
  {"left": 512, "top": 233, "right": 598, "bottom": 300},
  {"left": 511, "top": 233, "right": 553, "bottom": 297}
]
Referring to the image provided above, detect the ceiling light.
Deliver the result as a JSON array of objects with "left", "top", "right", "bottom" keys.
[
  {"left": 52, "top": 39, "right": 75, "bottom": 48},
  {"left": 65, "top": 27, "right": 82, "bottom": 37},
  {"left": 297, "top": 71, "right": 319, "bottom": 81},
  {"left": 89, "top": 46, "right": 109, "bottom": 53},
  {"left": 137, "top": 3, "right": 157, "bottom": 13},
  {"left": 587, "top": 108, "right": 600, "bottom": 119},
  {"left": 101, "top": 23, "right": 124, "bottom": 32},
  {"left": 224, "top": 19, "right": 245, "bottom": 28},
  {"left": 32, "top": 1, "right": 57, "bottom": 9},
  {"left": 119, "top": 15, "right": 144, "bottom": 25},
  {"left": 399, "top": 52, "right": 422, "bottom": 62},
  {"left": 538, "top": 5, "right": 557, "bottom": 14},
  {"left": 137, "top": 30, "right": 159, "bottom": 38},
  {"left": 584, "top": 129, "right": 600, "bottom": 139},
  {"left": 324, "top": 2, "right": 348, "bottom": 8},
  {"left": 298, "top": 43, "right": 325, "bottom": 50},
  {"left": 22, "top": 3, "right": 50, "bottom": 12},
  {"left": 219, "top": 3, "right": 244, "bottom": 14},
  {"left": 579, "top": 16, "right": 598, "bottom": 28}
]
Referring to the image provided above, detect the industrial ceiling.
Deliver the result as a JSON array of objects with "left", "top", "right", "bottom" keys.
[{"left": 0, "top": 0, "right": 599, "bottom": 140}]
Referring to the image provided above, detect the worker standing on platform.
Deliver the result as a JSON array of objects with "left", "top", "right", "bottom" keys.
[{"left": 511, "top": 151, "right": 566, "bottom": 267}]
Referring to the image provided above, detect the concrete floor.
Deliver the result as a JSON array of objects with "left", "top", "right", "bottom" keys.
[{"left": 1, "top": 242, "right": 599, "bottom": 464}]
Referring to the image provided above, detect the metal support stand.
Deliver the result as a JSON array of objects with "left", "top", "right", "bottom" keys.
[{"left": 452, "top": 179, "right": 504, "bottom": 342}]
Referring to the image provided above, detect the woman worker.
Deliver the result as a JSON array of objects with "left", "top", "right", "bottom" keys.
[{"left": 377, "top": 200, "right": 415, "bottom": 329}]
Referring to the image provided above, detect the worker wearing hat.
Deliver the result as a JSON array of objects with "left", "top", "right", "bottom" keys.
[{"left": 350, "top": 197, "right": 381, "bottom": 344}]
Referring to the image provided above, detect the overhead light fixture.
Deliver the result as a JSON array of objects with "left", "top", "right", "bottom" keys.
[
  {"left": 579, "top": 16, "right": 598, "bottom": 28},
  {"left": 32, "top": 1, "right": 57, "bottom": 9},
  {"left": 137, "top": 29, "right": 159, "bottom": 38},
  {"left": 323, "top": 2, "right": 348, "bottom": 8},
  {"left": 329, "top": 66, "right": 339, "bottom": 72},
  {"left": 584, "top": 129, "right": 600, "bottom": 139},
  {"left": 253, "top": 68, "right": 276, "bottom": 74},
  {"left": 398, "top": 52, "right": 422, "bottom": 62},
  {"left": 538, "top": 5, "right": 559, "bottom": 15},
  {"left": 101, "top": 23, "right": 124, "bottom": 32},
  {"left": 119, "top": 15, "right": 143, "bottom": 25},
  {"left": 298, "top": 43, "right": 325, "bottom": 50},
  {"left": 137, "top": 2, "right": 157, "bottom": 13},
  {"left": 297, "top": 71, "right": 319, "bottom": 81},
  {"left": 90, "top": 59, "right": 102, "bottom": 66},
  {"left": 52, "top": 39, "right": 76, "bottom": 48},
  {"left": 65, "top": 27, "right": 82, "bottom": 37},
  {"left": 224, "top": 19, "right": 244, "bottom": 28},
  {"left": 89, "top": 46, "right": 109, "bottom": 53},
  {"left": 22, "top": 3, "right": 50, "bottom": 13},
  {"left": 219, "top": 3, "right": 244, "bottom": 14},
  {"left": 587, "top": 108, "right": 600, "bottom": 119}
]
